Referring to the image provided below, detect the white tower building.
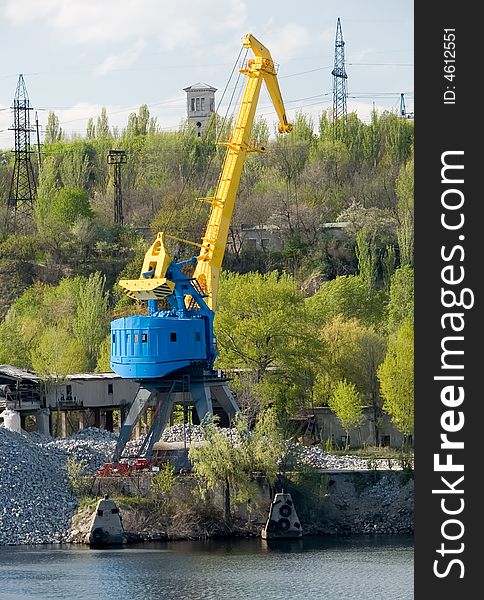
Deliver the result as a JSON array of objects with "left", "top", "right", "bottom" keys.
[{"left": 183, "top": 83, "right": 217, "bottom": 136}]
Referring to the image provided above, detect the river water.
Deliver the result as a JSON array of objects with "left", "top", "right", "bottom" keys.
[{"left": 0, "top": 536, "right": 413, "bottom": 600}]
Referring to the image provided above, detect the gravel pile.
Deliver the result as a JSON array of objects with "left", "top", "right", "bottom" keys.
[
  {"left": 154, "top": 426, "right": 405, "bottom": 471},
  {"left": 0, "top": 426, "right": 119, "bottom": 545},
  {"left": 292, "top": 443, "right": 403, "bottom": 470},
  {"left": 44, "top": 428, "right": 117, "bottom": 472},
  {"left": 161, "top": 424, "right": 205, "bottom": 443},
  {"left": 0, "top": 427, "right": 77, "bottom": 545},
  {"left": 123, "top": 424, "right": 237, "bottom": 455}
]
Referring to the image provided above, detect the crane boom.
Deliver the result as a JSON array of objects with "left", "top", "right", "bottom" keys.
[{"left": 193, "top": 34, "right": 292, "bottom": 310}]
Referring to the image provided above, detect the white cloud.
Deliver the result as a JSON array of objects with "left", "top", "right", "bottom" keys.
[
  {"left": 2, "top": 0, "right": 247, "bottom": 48},
  {"left": 95, "top": 39, "right": 146, "bottom": 77},
  {"left": 259, "top": 23, "right": 311, "bottom": 63}
]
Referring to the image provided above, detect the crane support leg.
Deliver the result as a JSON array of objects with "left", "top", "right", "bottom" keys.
[
  {"left": 211, "top": 382, "right": 239, "bottom": 418},
  {"left": 112, "top": 386, "right": 154, "bottom": 463},
  {"left": 191, "top": 380, "right": 213, "bottom": 423},
  {"left": 138, "top": 381, "right": 176, "bottom": 458}
]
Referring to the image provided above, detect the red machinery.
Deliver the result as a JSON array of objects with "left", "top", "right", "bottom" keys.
[{"left": 96, "top": 458, "right": 158, "bottom": 477}]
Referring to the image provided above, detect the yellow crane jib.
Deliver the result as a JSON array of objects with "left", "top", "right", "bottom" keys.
[
  {"left": 119, "top": 232, "right": 175, "bottom": 301},
  {"left": 192, "top": 33, "right": 293, "bottom": 311}
]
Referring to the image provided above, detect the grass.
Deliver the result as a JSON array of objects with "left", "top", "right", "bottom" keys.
[{"left": 78, "top": 494, "right": 149, "bottom": 510}]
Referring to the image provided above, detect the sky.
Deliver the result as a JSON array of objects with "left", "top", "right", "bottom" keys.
[{"left": 0, "top": 0, "right": 413, "bottom": 149}]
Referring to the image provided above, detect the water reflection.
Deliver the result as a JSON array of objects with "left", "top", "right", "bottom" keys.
[
  {"left": 0, "top": 536, "right": 414, "bottom": 600},
  {"left": 261, "top": 538, "right": 305, "bottom": 553}
]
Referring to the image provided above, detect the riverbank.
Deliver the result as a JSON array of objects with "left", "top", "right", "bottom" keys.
[
  {"left": 0, "top": 426, "right": 413, "bottom": 545},
  {"left": 68, "top": 470, "right": 414, "bottom": 544}
]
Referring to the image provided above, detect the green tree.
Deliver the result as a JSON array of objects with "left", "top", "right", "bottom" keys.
[
  {"left": 74, "top": 272, "right": 110, "bottom": 371},
  {"left": 59, "top": 141, "right": 94, "bottom": 189},
  {"left": 216, "top": 271, "right": 322, "bottom": 421},
  {"left": 96, "top": 334, "right": 112, "bottom": 372},
  {"left": 96, "top": 107, "right": 111, "bottom": 139},
  {"left": 66, "top": 456, "right": 89, "bottom": 496},
  {"left": 328, "top": 379, "right": 363, "bottom": 448},
  {"left": 396, "top": 156, "right": 414, "bottom": 267},
  {"left": 355, "top": 227, "right": 378, "bottom": 293},
  {"left": 35, "top": 154, "right": 60, "bottom": 222},
  {"left": 31, "top": 326, "right": 88, "bottom": 378},
  {"left": 387, "top": 266, "right": 414, "bottom": 332},
  {"left": 0, "top": 312, "right": 31, "bottom": 368},
  {"left": 126, "top": 104, "right": 157, "bottom": 137},
  {"left": 215, "top": 271, "right": 310, "bottom": 382},
  {"left": 314, "top": 315, "right": 385, "bottom": 411},
  {"left": 307, "top": 275, "right": 386, "bottom": 328},
  {"left": 44, "top": 111, "right": 62, "bottom": 144},
  {"left": 189, "top": 415, "right": 280, "bottom": 521},
  {"left": 38, "top": 187, "right": 93, "bottom": 227},
  {"left": 378, "top": 319, "right": 414, "bottom": 437},
  {"left": 382, "top": 244, "right": 397, "bottom": 291},
  {"left": 86, "top": 118, "right": 95, "bottom": 139}
]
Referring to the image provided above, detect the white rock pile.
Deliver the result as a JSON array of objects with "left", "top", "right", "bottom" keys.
[
  {"left": 0, "top": 427, "right": 77, "bottom": 545},
  {"left": 0, "top": 426, "right": 118, "bottom": 545},
  {"left": 132, "top": 425, "right": 405, "bottom": 471},
  {"left": 291, "top": 443, "right": 404, "bottom": 470},
  {"left": 161, "top": 424, "right": 205, "bottom": 443},
  {"left": 43, "top": 428, "right": 117, "bottom": 472}
]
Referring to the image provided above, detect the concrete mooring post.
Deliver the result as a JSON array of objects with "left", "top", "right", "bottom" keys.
[
  {"left": 261, "top": 492, "right": 303, "bottom": 540},
  {"left": 87, "top": 495, "right": 127, "bottom": 548}
]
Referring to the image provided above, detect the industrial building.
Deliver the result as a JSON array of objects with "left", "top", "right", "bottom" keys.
[{"left": 1, "top": 364, "right": 411, "bottom": 449}]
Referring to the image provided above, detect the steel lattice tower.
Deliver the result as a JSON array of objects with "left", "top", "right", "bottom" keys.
[
  {"left": 331, "top": 17, "right": 348, "bottom": 137},
  {"left": 7, "top": 74, "right": 37, "bottom": 230},
  {"left": 399, "top": 93, "right": 414, "bottom": 119},
  {"left": 108, "top": 150, "right": 127, "bottom": 225}
]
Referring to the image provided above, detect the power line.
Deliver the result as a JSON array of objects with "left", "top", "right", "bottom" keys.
[{"left": 348, "top": 62, "right": 413, "bottom": 66}]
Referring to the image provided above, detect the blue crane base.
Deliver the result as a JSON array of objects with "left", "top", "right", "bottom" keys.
[
  {"left": 110, "top": 315, "right": 210, "bottom": 379},
  {"left": 111, "top": 367, "right": 239, "bottom": 464}
]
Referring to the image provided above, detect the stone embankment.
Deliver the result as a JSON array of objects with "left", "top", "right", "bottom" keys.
[{"left": 0, "top": 425, "right": 413, "bottom": 545}]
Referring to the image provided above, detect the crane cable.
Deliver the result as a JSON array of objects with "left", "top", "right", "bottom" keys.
[
  {"left": 162, "top": 45, "right": 247, "bottom": 242},
  {"left": 188, "top": 47, "right": 249, "bottom": 238}
]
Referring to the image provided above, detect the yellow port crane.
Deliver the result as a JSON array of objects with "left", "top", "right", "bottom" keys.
[
  {"left": 111, "top": 33, "right": 292, "bottom": 381},
  {"left": 109, "top": 33, "right": 293, "bottom": 463},
  {"left": 119, "top": 33, "right": 292, "bottom": 309}
]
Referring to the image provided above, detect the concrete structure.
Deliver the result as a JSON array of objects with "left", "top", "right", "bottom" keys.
[
  {"left": 0, "top": 365, "right": 45, "bottom": 430},
  {"left": 235, "top": 224, "right": 283, "bottom": 253},
  {"left": 45, "top": 372, "right": 140, "bottom": 434},
  {"left": 321, "top": 221, "right": 351, "bottom": 241},
  {"left": 0, "top": 365, "right": 139, "bottom": 436},
  {"left": 1, "top": 408, "right": 21, "bottom": 432},
  {"left": 87, "top": 496, "right": 127, "bottom": 547},
  {"left": 183, "top": 83, "right": 217, "bottom": 136},
  {"left": 1, "top": 365, "right": 238, "bottom": 443},
  {"left": 227, "top": 222, "right": 351, "bottom": 254},
  {"left": 293, "top": 406, "right": 413, "bottom": 449},
  {"left": 262, "top": 492, "right": 302, "bottom": 539}
]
